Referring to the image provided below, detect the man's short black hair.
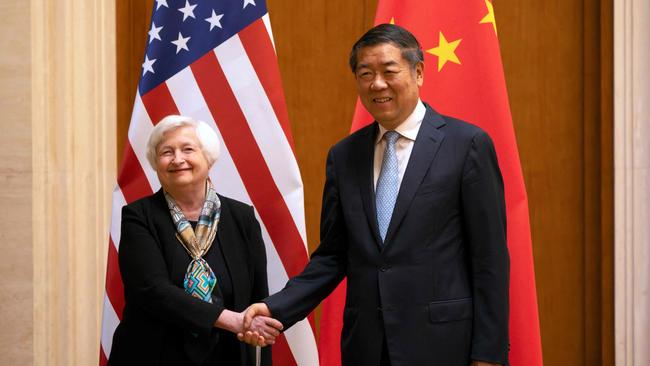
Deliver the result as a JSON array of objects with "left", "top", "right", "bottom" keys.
[{"left": 349, "top": 23, "right": 424, "bottom": 72}]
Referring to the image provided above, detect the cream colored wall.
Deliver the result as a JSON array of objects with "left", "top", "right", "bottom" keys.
[
  {"left": 0, "top": 0, "right": 115, "bottom": 365},
  {"left": 0, "top": 1, "right": 33, "bottom": 364}
]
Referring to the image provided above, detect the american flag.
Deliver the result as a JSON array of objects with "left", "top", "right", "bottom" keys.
[{"left": 99, "top": 0, "right": 318, "bottom": 364}]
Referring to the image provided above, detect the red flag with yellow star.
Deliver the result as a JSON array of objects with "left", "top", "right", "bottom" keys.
[{"left": 318, "top": 1, "right": 543, "bottom": 365}]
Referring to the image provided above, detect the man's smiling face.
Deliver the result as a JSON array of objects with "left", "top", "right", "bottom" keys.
[{"left": 354, "top": 42, "right": 424, "bottom": 130}]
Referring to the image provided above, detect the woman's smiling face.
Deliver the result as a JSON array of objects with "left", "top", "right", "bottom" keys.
[{"left": 155, "top": 125, "right": 210, "bottom": 191}]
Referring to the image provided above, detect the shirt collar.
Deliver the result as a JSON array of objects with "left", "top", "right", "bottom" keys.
[{"left": 375, "top": 99, "right": 426, "bottom": 144}]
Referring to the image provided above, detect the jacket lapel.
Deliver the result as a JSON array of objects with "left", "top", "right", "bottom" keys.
[
  {"left": 383, "top": 106, "right": 446, "bottom": 246},
  {"left": 214, "top": 196, "right": 249, "bottom": 309},
  {"left": 356, "top": 123, "right": 384, "bottom": 247}
]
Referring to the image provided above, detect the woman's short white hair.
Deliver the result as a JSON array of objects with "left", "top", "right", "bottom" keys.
[{"left": 146, "top": 115, "right": 221, "bottom": 170}]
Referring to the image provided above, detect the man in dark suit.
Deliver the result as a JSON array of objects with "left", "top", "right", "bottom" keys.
[{"left": 241, "top": 24, "right": 509, "bottom": 366}]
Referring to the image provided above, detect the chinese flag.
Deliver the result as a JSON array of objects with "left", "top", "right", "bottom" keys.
[{"left": 318, "top": 1, "right": 543, "bottom": 365}]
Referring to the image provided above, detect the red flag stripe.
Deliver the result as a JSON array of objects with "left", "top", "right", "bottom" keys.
[
  {"left": 105, "top": 238, "right": 125, "bottom": 319},
  {"left": 272, "top": 334, "right": 298, "bottom": 366},
  {"left": 190, "top": 51, "right": 307, "bottom": 278},
  {"left": 140, "top": 82, "right": 180, "bottom": 126},
  {"left": 238, "top": 19, "right": 296, "bottom": 154},
  {"left": 99, "top": 348, "right": 107, "bottom": 366},
  {"left": 318, "top": 281, "right": 347, "bottom": 365},
  {"left": 117, "top": 143, "right": 154, "bottom": 203}
]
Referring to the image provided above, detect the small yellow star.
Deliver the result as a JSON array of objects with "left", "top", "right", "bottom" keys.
[
  {"left": 389, "top": 17, "right": 395, "bottom": 25},
  {"left": 480, "top": 0, "right": 498, "bottom": 35},
  {"left": 426, "top": 32, "right": 462, "bottom": 71}
]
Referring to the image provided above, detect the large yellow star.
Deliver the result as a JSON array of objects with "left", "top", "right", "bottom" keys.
[
  {"left": 426, "top": 32, "right": 462, "bottom": 72},
  {"left": 480, "top": 0, "right": 498, "bottom": 35}
]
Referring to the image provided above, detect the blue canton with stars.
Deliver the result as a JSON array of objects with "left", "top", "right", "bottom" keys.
[{"left": 139, "top": 0, "right": 267, "bottom": 95}]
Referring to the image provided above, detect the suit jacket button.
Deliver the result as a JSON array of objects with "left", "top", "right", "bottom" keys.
[{"left": 380, "top": 266, "right": 389, "bottom": 272}]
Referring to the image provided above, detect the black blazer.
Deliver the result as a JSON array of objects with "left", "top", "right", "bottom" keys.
[
  {"left": 108, "top": 190, "right": 271, "bottom": 366},
  {"left": 265, "top": 104, "right": 509, "bottom": 366}
]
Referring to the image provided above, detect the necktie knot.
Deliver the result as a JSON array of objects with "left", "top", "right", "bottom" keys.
[{"left": 384, "top": 131, "right": 400, "bottom": 146}]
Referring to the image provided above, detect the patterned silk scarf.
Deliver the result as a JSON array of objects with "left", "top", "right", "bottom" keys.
[{"left": 164, "top": 181, "right": 221, "bottom": 303}]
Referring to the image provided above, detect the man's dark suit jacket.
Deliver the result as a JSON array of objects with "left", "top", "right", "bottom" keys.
[
  {"left": 265, "top": 104, "right": 510, "bottom": 366},
  {"left": 108, "top": 190, "right": 271, "bottom": 366}
]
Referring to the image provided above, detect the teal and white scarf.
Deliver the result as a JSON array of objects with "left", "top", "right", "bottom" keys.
[{"left": 164, "top": 181, "right": 221, "bottom": 303}]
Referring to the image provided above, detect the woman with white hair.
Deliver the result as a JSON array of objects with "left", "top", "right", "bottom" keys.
[{"left": 108, "top": 115, "right": 280, "bottom": 365}]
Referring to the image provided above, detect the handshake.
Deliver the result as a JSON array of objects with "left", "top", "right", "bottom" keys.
[{"left": 218, "top": 303, "right": 283, "bottom": 347}]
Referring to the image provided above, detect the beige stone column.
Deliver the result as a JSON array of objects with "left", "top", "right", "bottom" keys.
[
  {"left": 0, "top": 1, "right": 33, "bottom": 364},
  {"left": 31, "top": 0, "right": 116, "bottom": 365},
  {"left": 614, "top": 0, "right": 650, "bottom": 364}
]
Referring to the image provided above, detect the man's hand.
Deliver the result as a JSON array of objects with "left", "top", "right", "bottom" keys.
[
  {"left": 471, "top": 361, "right": 502, "bottom": 366},
  {"left": 237, "top": 303, "right": 283, "bottom": 346},
  {"left": 247, "top": 315, "right": 283, "bottom": 345},
  {"left": 242, "top": 303, "right": 272, "bottom": 328}
]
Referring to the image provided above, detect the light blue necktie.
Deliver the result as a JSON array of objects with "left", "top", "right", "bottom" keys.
[{"left": 376, "top": 131, "right": 400, "bottom": 243}]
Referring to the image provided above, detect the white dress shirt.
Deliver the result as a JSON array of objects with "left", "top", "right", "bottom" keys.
[{"left": 373, "top": 100, "right": 426, "bottom": 190}]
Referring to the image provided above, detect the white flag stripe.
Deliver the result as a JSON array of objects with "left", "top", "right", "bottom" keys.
[
  {"left": 104, "top": 187, "right": 126, "bottom": 356},
  {"left": 284, "top": 319, "right": 320, "bottom": 366},
  {"left": 164, "top": 69, "right": 208, "bottom": 123},
  {"left": 261, "top": 14, "right": 276, "bottom": 52},
  {"left": 101, "top": 294, "right": 120, "bottom": 357},
  {"left": 214, "top": 37, "right": 307, "bottom": 246},
  {"left": 254, "top": 210, "right": 289, "bottom": 293},
  {"left": 253, "top": 202, "right": 318, "bottom": 364},
  {"left": 254, "top": 213, "right": 320, "bottom": 364},
  {"left": 127, "top": 94, "right": 161, "bottom": 192},
  {"left": 110, "top": 187, "right": 127, "bottom": 249}
]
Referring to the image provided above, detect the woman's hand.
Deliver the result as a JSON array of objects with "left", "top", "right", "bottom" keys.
[{"left": 214, "top": 309, "right": 246, "bottom": 334}]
